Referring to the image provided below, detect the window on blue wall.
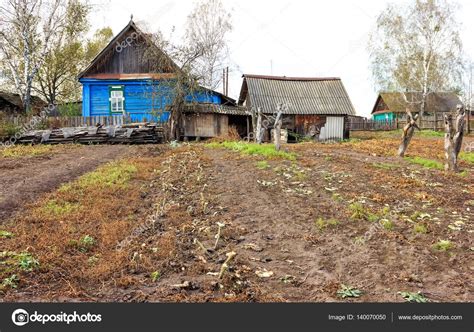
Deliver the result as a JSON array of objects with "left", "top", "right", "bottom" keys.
[{"left": 109, "top": 86, "right": 125, "bottom": 114}]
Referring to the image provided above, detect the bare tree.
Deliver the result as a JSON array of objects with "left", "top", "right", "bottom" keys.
[
  {"left": 143, "top": 27, "right": 206, "bottom": 141},
  {"left": 0, "top": 0, "right": 71, "bottom": 112},
  {"left": 184, "top": 0, "right": 232, "bottom": 91},
  {"left": 368, "top": 0, "right": 463, "bottom": 117},
  {"left": 34, "top": 0, "right": 90, "bottom": 105}
]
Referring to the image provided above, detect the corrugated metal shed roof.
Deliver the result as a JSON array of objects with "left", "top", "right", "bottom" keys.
[
  {"left": 183, "top": 103, "right": 249, "bottom": 116},
  {"left": 238, "top": 74, "right": 356, "bottom": 115}
]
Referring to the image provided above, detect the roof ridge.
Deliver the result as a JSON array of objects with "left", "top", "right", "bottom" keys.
[{"left": 243, "top": 74, "right": 341, "bottom": 81}]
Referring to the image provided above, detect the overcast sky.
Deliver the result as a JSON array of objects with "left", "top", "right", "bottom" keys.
[{"left": 89, "top": 0, "right": 474, "bottom": 117}]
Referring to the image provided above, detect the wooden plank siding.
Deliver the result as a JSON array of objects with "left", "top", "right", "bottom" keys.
[{"left": 182, "top": 113, "right": 228, "bottom": 138}]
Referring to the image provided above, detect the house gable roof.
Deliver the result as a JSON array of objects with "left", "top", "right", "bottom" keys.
[
  {"left": 238, "top": 74, "right": 356, "bottom": 115},
  {"left": 371, "top": 92, "right": 462, "bottom": 114},
  {"left": 78, "top": 20, "right": 179, "bottom": 79}
]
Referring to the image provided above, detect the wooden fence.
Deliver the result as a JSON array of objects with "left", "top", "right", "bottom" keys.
[
  {"left": 349, "top": 116, "right": 474, "bottom": 133},
  {"left": 3, "top": 115, "right": 131, "bottom": 128}
]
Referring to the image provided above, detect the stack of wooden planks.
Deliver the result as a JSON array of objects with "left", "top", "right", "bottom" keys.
[{"left": 16, "top": 124, "right": 164, "bottom": 145}]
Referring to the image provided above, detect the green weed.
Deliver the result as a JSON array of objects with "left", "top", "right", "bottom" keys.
[
  {"left": 433, "top": 240, "right": 453, "bottom": 252},
  {"left": 337, "top": 284, "right": 362, "bottom": 298},
  {"left": 0, "top": 230, "right": 13, "bottom": 238},
  {"left": 398, "top": 291, "right": 428, "bottom": 303},
  {"left": 315, "top": 217, "right": 339, "bottom": 230}
]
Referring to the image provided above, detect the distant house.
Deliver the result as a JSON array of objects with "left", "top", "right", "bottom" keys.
[
  {"left": 371, "top": 92, "right": 462, "bottom": 121},
  {"left": 0, "top": 91, "right": 46, "bottom": 115},
  {"left": 78, "top": 19, "right": 246, "bottom": 139},
  {"left": 238, "top": 74, "right": 356, "bottom": 141}
]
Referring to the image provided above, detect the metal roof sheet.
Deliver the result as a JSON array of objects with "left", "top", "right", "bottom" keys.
[
  {"left": 183, "top": 103, "right": 249, "bottom": 116},
  {"left": 239, "top": 75, "right": 356, "bottom": 115}
]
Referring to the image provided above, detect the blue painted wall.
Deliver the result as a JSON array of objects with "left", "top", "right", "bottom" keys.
[{"left": 80, "top": 79, "right": 222, "bottom": 122}]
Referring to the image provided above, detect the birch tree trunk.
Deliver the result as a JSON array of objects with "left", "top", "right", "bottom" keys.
[
  {"left": 398, "top": 109, "right": 419, "bottom": 157},
  {"left": 444, "top": 114, "right": 457, "bottom": 172}
]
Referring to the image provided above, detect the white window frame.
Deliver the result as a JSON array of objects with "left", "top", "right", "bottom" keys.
[{"left": 109, "top": 86, "right": 125, "bottom": 114}]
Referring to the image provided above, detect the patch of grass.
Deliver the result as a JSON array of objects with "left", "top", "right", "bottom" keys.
[
  {"left": 405, "top": 156, "right": 444, "bottom": 170},
  {"left": 459, "top": 152, "right": 474, "bottom": 164},
  {"left": 256, "top": 160, "right": 270, "bottom": 169},
  {"left": 60, "top": 161, "right": 138, "bottom": 193},
  {"left": 380, "top": 219, "right": 394, "bottom": 230},
  {"left": 433, "top": 240, "right": 453, "bottom": 252},
  {"left": 348, "top": 202, "right": 382, "bottom": 222},
  {"left": 18, "top": 253, "right": 40, "bottom": 271},
  {"left": 315, "top": 217, "right": 339, "bottom": 230},
  {"left": 1, "top": 274, "right": 19, "bottom": 289},
  {"left": 0, "top": 230, "right": 13, "bottom": 238},
  {"left": 332, "top": 193, "right": 343, "bottom": 202},
  {"left": 0, "top": 121, "right": 21, "bottom": 138},
  {"left": 1, "top": 145, "right": 56, "bottom": 158},
  {"left": 206, "top": 141, "right": 296, "bottom": 160},
  {"left": 41, "top": 199, "right": 80, "bottom": 217},
  {"left": 398, "top": 291, "right": 428, "bottom": 303},
  {"left": 79, "top": 235, "right": 96, "bottom": 253},
  {"left": 150, "top": 270, "right": 161, "bottom": 282},
  {"left": 417, "top": 130, "right": 445, "bottom": 138},
  {"left": 372, "top": 162, "right": 400, "bottom": 170},
  {"left": 353, "top": 236, "right": 365, "bottom": 246},
  {"left": 413, "top": 223, "right": 428, "bottom": 234},
  {"left": 337, "top": 284, "right": 362, "bottom": 298}
]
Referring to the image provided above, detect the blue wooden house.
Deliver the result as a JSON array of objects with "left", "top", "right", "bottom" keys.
[{"left": 78, "top": 19, "right": 243, "bottom": 136}]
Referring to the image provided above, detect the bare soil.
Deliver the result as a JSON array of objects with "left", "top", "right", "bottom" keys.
[
  {"left": 1, "top": 135, "right": 473, "bottom": 302},
  {"left": 0, "top": 145, "right": 134, "bottom": 221}
]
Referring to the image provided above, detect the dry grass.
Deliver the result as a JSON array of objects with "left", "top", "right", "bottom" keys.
[
  {"left": 0, "top": 156, "right": 158, "bottom": 296},
  {"left": 1, "top": 144, "right": 80, "bottom": 158}
]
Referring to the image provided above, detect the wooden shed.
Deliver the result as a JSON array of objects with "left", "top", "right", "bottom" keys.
[
  {"left": 0, "top": 91, "right": 46, "bottom": 115},
  {"left": 238, "top": 75, "right": 356, "bottom": 141},
  {"left": 182, "top": 103, "right": 249, "bottom": 139}
]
